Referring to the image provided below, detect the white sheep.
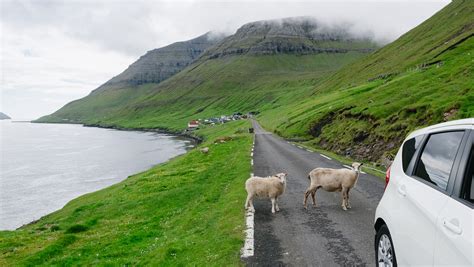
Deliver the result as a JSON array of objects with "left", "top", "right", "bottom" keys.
[
  {"left": 200, "top": 147, "right": 209, "bottom": 153},
  {"left": 244, "top": 173, "right": 287, "bottom": 214},
  {"left": 303, "top": 162, "right": 362, "bottom": 210}
]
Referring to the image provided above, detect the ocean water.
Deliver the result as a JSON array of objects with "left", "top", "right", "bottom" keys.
[{"left": 0, "top": 121, "right": 192, "bottom": 230}]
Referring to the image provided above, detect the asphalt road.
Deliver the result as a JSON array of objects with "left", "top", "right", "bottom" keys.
[{"left": 245, "top": 120, "right": 385, "bottom": 266}]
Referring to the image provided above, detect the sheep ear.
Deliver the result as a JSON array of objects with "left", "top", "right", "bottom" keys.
[{"left": 360, "top": 162, "right": 363, "bottom": 166}]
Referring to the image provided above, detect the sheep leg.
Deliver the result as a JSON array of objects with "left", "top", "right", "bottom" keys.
[
  {"left": 249, "top": 197, "right": 255, "bottom": 212},
  {"left": 346, "top": 188, "right": 352, "bottom": 209},
  {"left": 303, "top": 189, "right": 311, "bottom": 209},
  {"left": 246, "top": 195, "right": 255, "bottom": 212},
  {"left": 341, "top": 188, "right": 348, "bottom": 211},
  {"left": 275, "top": 197, "right": 280, "bottom": 212},
  {"left": 271, "top": 198, "right": 276, "bottom": 214},
  {"left": 244, "top": 194, "right": 251, "bottom": 210},
  {"left": 311, "top": 188, "right": 318, "bottom": 207}
]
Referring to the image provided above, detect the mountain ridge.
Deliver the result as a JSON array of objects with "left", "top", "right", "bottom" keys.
[
  {"left": 0, "top": 112, "right": 11, "bottom": 120},
  {"left": 91, "top": 32, "right": 223, "bottom": 94},
  {"left": 200, "top": 17, "right": 377, "bottom": 59},
  {"left": 37, "top": 17, "right": 378, "bottom": 125}
]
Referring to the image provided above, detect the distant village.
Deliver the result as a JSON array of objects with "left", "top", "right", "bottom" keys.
[{"left": 186, "top": 111, "right": 259, "bottom": 131}]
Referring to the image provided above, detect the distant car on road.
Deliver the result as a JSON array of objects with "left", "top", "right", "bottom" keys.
[{"left": 374, "top": 118, "right": 473, "bottom": 266}]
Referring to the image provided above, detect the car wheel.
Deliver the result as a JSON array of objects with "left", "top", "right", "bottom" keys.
[{"left": 375, "top": 224, "right": 397, "bottom": 267}]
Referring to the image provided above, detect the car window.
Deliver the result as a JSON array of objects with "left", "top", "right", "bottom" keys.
[
  {"left": 414, "top": 131, "right": 464, "bottom": 190},
  {"left": 461, "top": 146, "right": 473, "bottom": 203},
  {"left": 402, "top": 135, "right": 424, "bottom": 174}
]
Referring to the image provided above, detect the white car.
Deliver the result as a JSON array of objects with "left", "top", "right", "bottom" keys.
[{"left": 374, "top": 118, "right": 473, "bottom": 266}]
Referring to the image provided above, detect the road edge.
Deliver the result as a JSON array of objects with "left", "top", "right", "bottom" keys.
[{"left": 241, "top": 135, "right": 255, "bottom": 258}]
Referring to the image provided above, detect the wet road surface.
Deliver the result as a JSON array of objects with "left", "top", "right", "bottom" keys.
[{"left": 245, "top": 120, "right": 385, "bottom": 266}]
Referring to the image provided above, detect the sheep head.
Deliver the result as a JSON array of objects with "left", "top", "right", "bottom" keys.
[
  {"left": 275, "top": 172, "right": 287, "bottom": 184},
  {"left": 352, "top": 162, "right": 363, "bottom": 172}
]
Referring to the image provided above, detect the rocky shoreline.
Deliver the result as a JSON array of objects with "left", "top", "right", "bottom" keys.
[
  {"left": 33, "top": 120, "right": 203, "bottom": 145},
  {"left": 83, "top": 123, "right": 203, "bottom": 144}
]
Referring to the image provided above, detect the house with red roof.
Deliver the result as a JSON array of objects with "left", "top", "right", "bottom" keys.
[{"left": 187, "top": 120, "right": 200, "bottom": 130}]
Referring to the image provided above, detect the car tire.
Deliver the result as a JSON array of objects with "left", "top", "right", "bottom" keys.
[{"left": 375, "top": 224, "right": 397, "bottom": 267}]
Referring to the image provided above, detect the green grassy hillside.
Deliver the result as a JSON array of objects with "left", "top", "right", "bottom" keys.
[
  {"left": 37, "top": 16, "right": 378, "bottom": 129},
  {"left": 0, "top": 121, "right": 252, "bottom": 265},
  {"left": 314, "top": 0, "right": 473, "bottom": 90},
  {"left": 259, "top": 0, "right": 474, "bottom": 162},
  {"left": 37, "top": 52, "right": 371, "bottom": 130}
]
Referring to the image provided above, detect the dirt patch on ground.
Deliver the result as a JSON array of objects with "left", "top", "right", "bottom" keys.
[
  {"left": 308, "top": 107, "right": 354, "bottom": 137},
  {"left": 318, "top": 135, "right": 402, "bottom": 165},
  {"left": 443, "top": 108, "right": 458, "bottom": 121},
  {"left": 308, "top": 107, "right": 406, "bottom": 164}
]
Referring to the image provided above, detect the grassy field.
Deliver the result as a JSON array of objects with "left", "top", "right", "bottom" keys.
[{"left": 0, "top": 120, "right": 252, "bottom": 266}]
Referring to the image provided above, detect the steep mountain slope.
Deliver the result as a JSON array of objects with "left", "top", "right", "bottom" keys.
[
  {"left": 94, "top": 32, "right": 221, "bottom": 92},
  {"left": 0, "top": 112, "right": 11, "bottom": 120},
  {"left": 200, "top": 17, "right": 373, "bottom": 58},
  {"left": 258, "top": 0, "right": 473, "bottom": 163},
  {"left": 36, "top": 33, "right": 222, "bottom": 124},
  {"left": 310, "top": 0, "right": 473, "bottom": 92},
  {"left": 37, "top": 18, "right": 378, "bottom": 127}
]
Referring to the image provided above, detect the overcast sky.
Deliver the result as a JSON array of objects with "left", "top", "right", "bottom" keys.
[{"left": 1, "top": 0, "right": 450, "bottom": 120}]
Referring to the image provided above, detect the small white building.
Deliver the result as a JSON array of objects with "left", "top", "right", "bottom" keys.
[{"left": 187, "top": 120, "right": 199, "bottom": 130}]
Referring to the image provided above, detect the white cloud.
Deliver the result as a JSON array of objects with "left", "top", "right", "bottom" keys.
[
  {"left": 0, "top": 0, "right": 450, "bottom": 119},
  {"left": 0, "top": 23, "right": 134, "bottom": 120}
]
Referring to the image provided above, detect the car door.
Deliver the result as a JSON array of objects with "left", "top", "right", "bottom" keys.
[
  {"left": 392, "top": 129, "right": 466, "bottom": 265},
  {"left": 434, "top": 130, "right": 473, "bottom": 265}
]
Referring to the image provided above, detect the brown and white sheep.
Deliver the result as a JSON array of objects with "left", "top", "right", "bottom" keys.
[
  {"left": 303, "top": 162, "right": 362, "bottom": 210},
  {"left": 245, "top": 173, "right": 287, "bottom": 214}
]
